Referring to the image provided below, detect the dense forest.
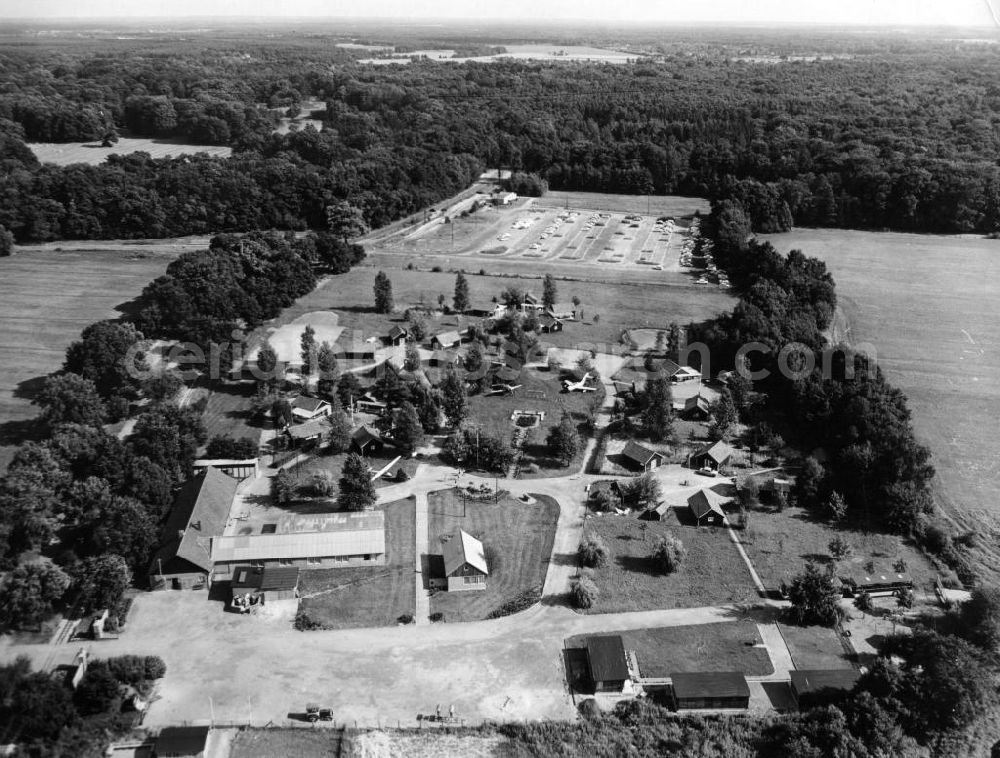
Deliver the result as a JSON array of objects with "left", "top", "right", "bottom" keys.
[{"left": 2, "top": 35, "right": 1000, "bottom": 241}]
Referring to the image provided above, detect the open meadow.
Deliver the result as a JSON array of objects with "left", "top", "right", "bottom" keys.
[
  {"left": 0, "top": 248, "right": 179, "bottom": 471},
  {"left": 28, "top": 137, "right": 231, "bottom": 166},
  {"left": 763, "top": 228, "right": 1000, "bottom": 581}
]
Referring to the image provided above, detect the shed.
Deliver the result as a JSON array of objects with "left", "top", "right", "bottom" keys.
[
  {"left": 790, "top": 669, "right": 861, "bottom": 709},
  {"left": 620, "top": 440, "right": 664, "bottom": 472},
  {"left": 672, "top": 365, "right": 702, "bottom": 383},
  {"left": 148, "top": 467, "right": 238, "bottom": 590},
  {"left": 351, "top": 424, "right": 385, "bottom": 455},
  {"left": 843, "top": 571, "right": 913, "bottom": 596},
  {"left": 538, "top": 314, "right": 564, "bottom": 333},
  {"left": 548, "top": 302, "right": 576, "bottom": 320},
  {"left": 435, "top": 529, "right": 488, "bottom": 592},
  {"left": 285, "top": 417, "right": 332, "bottom": 447},
  {"left": 387, "top": 324, "right": 409, "bottom": 346},
  {"left": 639, "top": 502, "right": 673, "bottom": 521},
  {"left": 586, "top": 636, "right": 630, "bottom": 693},
  {"left": 493, "top": 365, "right": 520, "bottom": 384},
  {"left": 230, "top": 565, "right": 301, "bottom": 604},
  {"left": 671, "top": 671, "right": 750, "bottom": 710},
  {"left": 689, "top": 441, "right": 734, "bottom": 471},
  {"left": 154, "top": 725, "right": 210, "bottom": 757},
  {"left": 432, "top": 330, "right": 462, "bottom": 350},
  {"left": 588, "top": 480, "right": 623, "bottom": 510},
  {"left": 687, "top": 489, "right": 730, "bottom": 526},
  {"left": 684, "top": 394, "right": 711, "bottom": 421}
]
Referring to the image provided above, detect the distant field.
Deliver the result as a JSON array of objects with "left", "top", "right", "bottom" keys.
[
  {"left": 0, "top": 248, "right": 178, "bottom": 472},
  {"left": 763, "top": 228, "right": 1000, "bottom": 580},
  {"left": 533, "top": 191, "right": 711, "bottom": 217},
  {"left": 358, "top": 44, "right": 642, "bottom": 65},
  {"left": 28, "top": 137, "right": 231, "bottom": 166}
]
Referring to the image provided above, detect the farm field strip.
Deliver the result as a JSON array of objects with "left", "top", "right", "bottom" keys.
[{"left": 28, "top": 137, "right": 232, "bottom": 166}]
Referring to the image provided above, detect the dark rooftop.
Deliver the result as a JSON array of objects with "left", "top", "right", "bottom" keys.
[
  {"left": 231, "top": 565, "right": 300, "bottom": 593},
  {"left": 586, "top": 635, "right": 629, "bottom": 683},
  {"left": 671, "top": 671, "right": 750, "bottom": 700},
  {"left": 156, "top": 725, "right": 210, "bottom": 755}
]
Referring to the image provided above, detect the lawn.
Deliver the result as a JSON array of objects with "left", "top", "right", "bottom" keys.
[
  {"left": 466, "top": 364, "right": 603, "bottom": 477},
  {"left": 296, "top": 498, "right": 415, "bottom": 629},
  {"left": 0, "top": 247, "right": 180, "bottom": 472},
  {"left": 229, "top": 728, "right": 342, "bottom": 758},
  {"left": 196, "top": 380, "right": 262, "bottom": 443},
  {"left": 282, "top": 446, "right": 416, "bottom": 498},
  {"left": 739, "top": 505, "right": 939, "bottom": 592},
  {"left": 763, "top": 228, "right": 1000, "bottom": 584},
  {"left": 776, "top": 622, "right": 855, "bottom": 671},
  {"left": 427, "top": 489, "right": 559, "bottom": 622},
  {"left": 534, "top": 191, "right": 711, "bottom": 217},
  {"left": 567, "top": 620, "right": 773, "bottom": 679},
  {"left": 581, "top": 510, "right": 757, "bottom": 612},
  {"left": 28, "top": 137, "right": 231, "bottom": 166}
]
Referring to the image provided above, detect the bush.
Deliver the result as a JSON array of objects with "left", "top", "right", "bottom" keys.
[
  {"left": 308, "top": 471, "right": 336, "bottom": 497},
  {"left": 650, "top": 534, "right": 686, "bottom": 574},
  {"left": 104, "top": 656, "right": 145, "bottom": 687},
  {"left": 577, "top": 536, "right": 609, "bottom": 569},
  {"left": 294, "top": 610, "right": 325, "bottom": 631},
  {"left": 854, "top": 589, "right": 873, "bottom": 612},
  {"left": 578, "top": 698, "right": 601, "bottom": 720},
  {"left": 572, "top": 576, "right": 599, "bottom": 609},
  {"left": 397, "top": 613, "right": 414, "bottom": 625},
  {"left": 486, "top": 586, "right": 542, "bottom": 619},
  {"left": 429, "top": 612, "right": 445, "bottom": 623}
]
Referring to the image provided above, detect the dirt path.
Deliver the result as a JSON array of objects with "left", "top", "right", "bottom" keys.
[{"left": 414, "top": 492, "right": 431, "bottom": 625}]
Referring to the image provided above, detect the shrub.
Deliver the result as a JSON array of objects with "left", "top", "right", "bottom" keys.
[
  {"left": 854, "top": 589, "right": 873, "bottom": 612},
  {"left": 577, "top": 536, "right": 609, "bottom": 569},
  {"left": 578, "top": 698, "right": 601, "bottom": 720},
  {"left": 308, "top": 471, "right": 336, "bottom": 497},
  {"left": 397, "top": 614, "right": 414, "bottom": 625},
  {"left": 650, "top": 534, "right": 686, "bottom": 574},
  {"left": 571, "top": 576, "right": 599, "bottom": 609},
  {"left": 294, "top": 610, "right": 325, "bottom": 631},
  {"left": 486, "top": 586, "right": 542, "bottom": 619},
  {"left": 896, "top": 587, "right": 914, "bottom": 609},
  {"left": 429, "top": 612, "right": 445, "bottom": 623}
]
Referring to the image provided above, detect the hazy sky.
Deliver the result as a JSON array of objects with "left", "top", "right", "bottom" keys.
[{"left": 0, "top": 0, "right": 996, "bottom": 25}]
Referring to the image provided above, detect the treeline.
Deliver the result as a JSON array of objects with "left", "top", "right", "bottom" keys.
[
  {"left": 691, "top": 200, "right": 938, "bottom": 547},
  {"left": 3, "top": 41, "right": 1000, "bottom": 240}
]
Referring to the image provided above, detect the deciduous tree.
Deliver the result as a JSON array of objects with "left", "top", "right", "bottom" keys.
[
  {"left": 373, "top": 271, "right": 394, "bottom": 314},
  {"left": 338, "top": 453, "right": 376, "bottom": 511}
]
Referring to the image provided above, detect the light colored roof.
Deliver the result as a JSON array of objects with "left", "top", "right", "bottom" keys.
[
  {"left": 675, "top": 365, "right": 702, "bottom": 377},
  {"left": 549, "top": 302, "right": 575, "bottom": 316},
  {"left": 687, "top": 488, "right": 730, "bottom": 520},
  {"left": 287, "top": 417, "right": 331, "bottom": 440},
  {"left": 441, "top": 529, "right": 488, "bottom": 576},
  {"left": 434, "top": 330, "right": 461, "bottom": 346},
  {"left": 685, "top": 394, "right": 711, "bottom": 411},
  {"left": 291, "top": 395, "right": 329, "bottom": 414},
  {"left": 621, "top": 440, "right": 663, "bottom": 467},
  {"left": 152, "top": 467, "right": 238, "bottom": 574},
  {"left": 698, "top": 440, "right": 734, "bottom": 464},
  {"left": 213, "top": 512, "right": 385, "bottom": 563}
]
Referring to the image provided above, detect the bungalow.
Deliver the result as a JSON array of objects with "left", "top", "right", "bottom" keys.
[
  {"left": 790, "top": 669, "right": 861, "bottom": 710},
  {"left": 520, "top": 292, "right": 544, "bottom": 313},
  {"left": 586, "top": 636, "right": 630, "bottom": 693},
  {"left": 684, "top": 394, "right": 712, "bottom": 421},
  {"left": 491, "top": 190, "right": 518, "bottom": 206},
  {"left": 620, "top": 440, "right": 664, "bottom": 472},
  {"left": 192, "top": 458, "right": 259, "bottom": 481},
  {"left": 467, "top": 302, "right": 506, "bottom": 319},
  {"left": 386, "top": 324, "right": 409, "bottom": 346},
  {"left": 671, "top": 672, "right": 750, "bottom": 711},
  {"left": 638, "top": 502, "right": 673, "bottom": 521},
  {"left": 354, "top": 392, "right": 388, "bottom": 416},
  {"left": 548, "top": 302, "right": 576, "bottom": 320},
  {"left": 671, "top": 365, "right": 702, "bottom": 383},
  {"left": 352, "top": 424, "right": 385, "bottom": 456},
  {"left": 429, "top": 529, "right": 488, "bottom": 592},
  {"left": 689, "top": 441, "right": 735, "bottom": 471},
  {"left": 687, "top": 488, "right": 730, "bottom": 526},
  {"left": 337, "top": 339, "right": 376, "bottom": 361},
  {"left": 432, "top": 330, "right": 462, "bottom": 350},
  {"left": 148, "top": 467, "right": 238, "bottom": 590},
  {"left": 290, "top": 395, "right": 331, "bottom": 422},
  {"left": 154, "top": 725, "right": 210, "bottom": 758},
  {"left": 285, "top": 417, "right": 332, "bottom": 447},
  {"left": 211, "top": 511, "right": 386, "bottom": 577},
  {"left": 429, "top": 349, "right": 460, "bottom": 367},
  {"left": 538, "top": 314, "right": 564, "bottom": 333}
]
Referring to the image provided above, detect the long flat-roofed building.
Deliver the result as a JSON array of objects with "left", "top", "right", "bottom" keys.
[{"left": 211, "top": 510, "right": 385, "bottom": 579}]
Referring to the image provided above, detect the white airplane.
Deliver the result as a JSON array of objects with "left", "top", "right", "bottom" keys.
[
  {"left": 562, "top": 372, "right": 598, "bottom": 393},
  {"left": 488, "top": 383, "right": 523, "bottom": 396}
]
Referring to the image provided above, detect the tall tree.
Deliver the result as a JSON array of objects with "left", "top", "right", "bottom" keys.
[
  {"left": 546, "top": 413, "right": 580, "bottom": 467},
  {"left": 338, "top": 453, "right": 376, "bottom": 511},
  {"left": 256, "top": 339, "right": 279, "bottom": 386},
  {"left": 325, "top": 396, "right": 352, "bottom": 454},
  {"left": 300, "top": 325, "right": 317, "bottom": 375},
  {"left": 787, "top": 562, "right": 841, "bottom": 627},
  {"left": 709, "top": 389, "right": 738, "bottom": 441},
  {"left": 0, "top": 225, "right": 13, "bottom": 257},
  {"left": 373, "top": 271, "right": 394, "bottom": 314},
  {"left": 393, "top": 401, "right": 425, "bottom": 453},
  {"left": 666, "top": 322, "right": 681, "bottom": 360},
  {"left": 72, "top": 555, "right": 131, "bottom": 615},
  {"left": 64, "top": 321, "right": 145, "bottom": 401},
  {"left": 440, "top": 369, "right": 467, "bottom": 428},
  {"left": 316, "top": 341, "right": 338, "bottom": 395},
  {"left": 641, "top": 373, "right": 674, "bottom": 442},
  {"left": 325, "top": 200, "right": 370, "bottom": 242},
  {"left": 453, "top": 272, "right": 470, "bottom": 313},
  {"left": 542, "top": 273, "right": 557, "bottom": 310},
  {"left": 34, "top": 372, "right": 106, "bottom": 429},
  {"left": 0, "top": 563, "right": 70, "bottom": 629}
]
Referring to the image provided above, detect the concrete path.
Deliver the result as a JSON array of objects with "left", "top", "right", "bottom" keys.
[
  {"left": 414, "top": 492, "right": 430, "bottom": 625},
  {"left": 724, "top": 517, "right": 767, "bottom": 594},
  {"left": 753, "top": 623, "right": 795, "bottom": 681}
]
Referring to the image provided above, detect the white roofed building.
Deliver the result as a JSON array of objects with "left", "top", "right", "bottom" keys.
[{"left": 211, "top": 510, "right": 386, "bottom": 578}]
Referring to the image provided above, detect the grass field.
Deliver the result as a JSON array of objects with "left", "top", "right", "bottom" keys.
[
  {"left": 740, "top": 505, "right": 939, "bottom": 591},
  {"left": 0, "top": 248, "right": 179, "bottom": 472},
  {"left": 466, "top": 364, "right": 602, "bottom": 477},
  {"left": 568, "top": 620, "right": 772, "bottom": 679},
  {"left": 229, "top": 728, "right": 343, "bottom": 758},
  {"left": 776, "top": 622, "right": 854, "bottom": 671},
  {"left": 427, "top": 490, "right": 559, "bottom": 622},
  {"left": 763, "top": 228, "right": 1000, "bottom": 581},
  {"left": 28, "top": 137, "right": 231, "bottom": 166},
  {"left": 533, "top": 191, "right": 710, "bottom": 217},
  {"left": 296, "top": 498, "right": 415, "bottom": 629},
  {"left": 581, "top": 511, "right": 757, "bottom": 613}
]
